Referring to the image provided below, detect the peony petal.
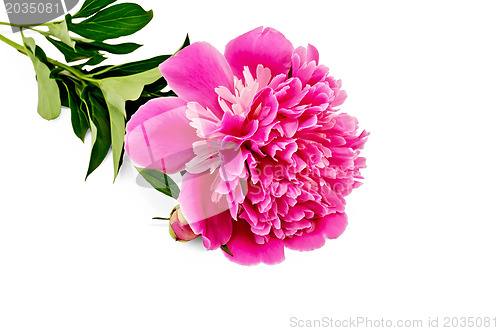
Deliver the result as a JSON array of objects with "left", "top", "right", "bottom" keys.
[
  {"left": 185, "top": 140, "right": 222, "bottom": 174},
  {"left": 186, "top": 102, "right": 221, "bottom": 138},
  {"left": 306, "top": 44, "right": 320, "bottom": 64},
  {"left": 125, "top": 97, "right": 198, "bottom": 174},
  {"left": 179, "top": 170, "right": 231, "bottom": 227},
  {"left": 225, "top": 27, "right": 294, "bottom": 80},
  {"left": 223, "top": 220, "right": 285, "bottom": 265},
  {"left": 160, "top": 42, "right": 234, "bottom": 118},
  {"left": 284, "top": 212, "right": 348, "bottom": 251},
  {"left": 189, "top": 211, "right": 233, "bottom": 250},
  {"left": 126, "top": 97, "right": 186, "bottom": 132},
  {"left": 292, "top": 44, "right": 319, "bottom": 69}
]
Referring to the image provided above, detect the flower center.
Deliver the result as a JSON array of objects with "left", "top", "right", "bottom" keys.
[{"left": 215, "top": 65, "right": 272, "bottom": 116}]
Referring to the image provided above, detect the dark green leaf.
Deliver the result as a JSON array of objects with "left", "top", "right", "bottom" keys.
[
  {"left": 84, "top": 87, "right": 112, "bottom": 179},
  {"left": 91, "top": 55, "right": 170, "bottom": 79},
  {"left": 56, "top": 79, "right": 70, "bottom": 108},
  {"left": 67, "top": 3, "right": 153, "bottom": 41},
  {"left": 82, "top": 53, "right": 107, "bottom": 66},
  {"left": 125, "top": 79, "right": 175, "bottom": 120},
  {"left": 135, "top": 167, "right": 180, "bottom": 199},
  {"left": 140, "top": 77, "right": 169, "bottom": 97},
  {"left": 58, "top": 79, "right": 90, "bottom": 142},
  {"left": 125, "top": 96, "right": 146, "bottom": 120},
  {"left": 117, "top": 146, "right": 125, "bottom": 176},
  {"left": 76, "top": 40, "right": 142, "bottom": 55},
  {"left": 71, "top": 95, "right": 90, "bottom": 142},
  {"left": 141, "top": 88, "right": 176, "bottom": 99},
  {"left": 50, "top": 69, "right": 70, "bottom": 108},
  {"left": 221, "top": 245, "right": 233, "bottom": 257},
  {"left": 46, "top": 36, "right": 99, "bottom": 62},
  {"left": 49, "top": 67, "right": 65, "bottom": 79},
  {"left": 73, "top": 0, "right": 117, "bottom": 19},
  {"left": 178, "top": 34, "right": 190, "bottom": 52},
  {"left": 33, "top": 43, "right": 53, "bottom": 69}
]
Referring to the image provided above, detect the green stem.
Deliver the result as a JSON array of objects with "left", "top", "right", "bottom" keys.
[
  {"left": 89, "top": 65, "right": 115, "bottom": 76},
  {"left": 0, "top": 32, "right": 27, "bottom": 54},
  {"left": 28, "top": 27, "right": 47, "bottom": 34},
  {"left": 0, "top": 31, "right": 97, "bottom": 83},
  {"left": 0, "top": 21, "right": 52, "bottom": 28},
  {"left": 50, "top": 59, "right": 98, "bottom": 82},
  {"left": 0, "top": 23, "right": 110, "bottom": 79},
  {"left": 1, "top": 21, "right": 55, "bottom": 37}
]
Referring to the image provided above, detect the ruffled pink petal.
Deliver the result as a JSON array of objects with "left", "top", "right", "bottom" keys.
[
  {"left": 160, "top": 42, "right": 234, "bottom": 118},
  {"left": 306, "top": 44, "right": 319, "bottom": 64},
  {"left": 189, "top": 211, "right": 233, "bottom": 250},
  {"left": 225, "top": 27, "right": 294, "bottom": 80},
  {"left": 179, "top": 170, "right": 231, "bottom": 228},
  {"left": 284, "top": 213, "right": 348, "bottom": 251},
  {"left": 293, "top": 44, "right": 319, "bottom": 66},
  {"left": 223, "top": 220, "right": 285, "bottom": 266},
  {"left": 125, "top": 97, "right": 198, "bottom": 174}
]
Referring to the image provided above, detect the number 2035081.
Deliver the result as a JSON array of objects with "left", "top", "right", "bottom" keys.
[{"left": 5, "top": 2, "right": 61, "bottom": 14}]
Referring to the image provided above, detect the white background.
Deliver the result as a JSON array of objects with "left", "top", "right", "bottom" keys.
[{"left": 0, "top": 1, "right": 499, "bottom": 330}]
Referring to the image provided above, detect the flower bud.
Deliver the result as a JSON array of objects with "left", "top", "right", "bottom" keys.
[{"left": 169, "top": 205, "right": 199, "bottom": 242}]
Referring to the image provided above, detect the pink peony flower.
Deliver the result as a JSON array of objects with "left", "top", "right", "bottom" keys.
[{"left": 125, "top": 27, "right": 368, "bottom": 265}]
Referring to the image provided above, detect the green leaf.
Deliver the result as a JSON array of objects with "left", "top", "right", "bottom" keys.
[
  {"left": 51, "top": 71, "right": 69, "bottom": 107},
  {"left": 73, "top": 0, "right": 117, "bottom": 19},
  {"left": 46, "top": 21, "right": 75, "bottom": 49},
  {"left": 178, "top": 34, "right": 190, "bottom": 53},
  {"left": 85, "top": 100, "right": 98, "bottom": 156},
  {"left": 84, "top": 88, "right": 112, "bottom": 179},
  {"left": 71, "top": 92, "right": 91, "bottom": 142},
  {"left": 91, "top": 55, "right": 169, "bottom": 79},
  {"left": 81, "top": 53, "right": 107, "bottom": 66},
  {"left": 103, "top": 90, "right": 125, "bottom": 181},
  {"left": 59, "top": 79, "right": 90, "bottom": 142},
  {"left": 125, "top": 78, "right": 174, "bottom": 120},
  {"left": 22, "top": 36, "right": 61, "bottom": 120},
  {"left": 135, "top": 167, "right": 180, "bottom": 199},
  {"left": 100, "top": 68, "right": 163, "bottom": 108},
  {"left": 33, "top": 44, "right": 53, "bottom": 68},
  {"left": 221, "top": 245, "right": 233, "bottom": 257},
  {"left": 67, "top": 3, "right": 153, "bottom": 41},
  {"left": 143, "top": 77, "right": 168, "bottom": 93},
  {"left": 99, "top": 68, "right": 162, "bottom": 179},
  {"left": 76, "top": 40, "right": 142, "bottom": 55},
  {"left": 138, "top": 78, "right": 169, "bottom": 98},
  {"left": 46, "top": 36, "right": 99, "bottom": 62},
  {"left": 56, "top": 80, "right": 69, "bottom": 108},
  {"left": 49, "top": 67, "right": 65, "bottom": 79}
]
